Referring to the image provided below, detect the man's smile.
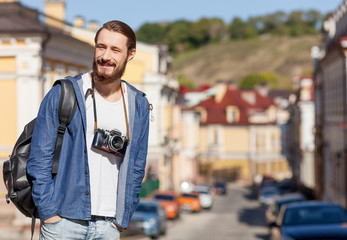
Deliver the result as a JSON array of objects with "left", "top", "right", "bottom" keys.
[{"left": 97, "top": 59, "right": 116, "bottom": 68}]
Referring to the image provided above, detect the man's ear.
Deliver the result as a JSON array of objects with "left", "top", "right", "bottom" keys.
[{"left": 127, "top": 48, "right": 136, "bottom": 62}]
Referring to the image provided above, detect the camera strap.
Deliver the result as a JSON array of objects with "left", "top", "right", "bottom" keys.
[
  {"left": 86, "top": 77, "right": 130, "bottom": 141},
  {"left": 120, "top": 82, "right": 130, "bottom": 141}
]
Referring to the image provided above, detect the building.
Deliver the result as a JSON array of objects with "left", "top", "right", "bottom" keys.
[
  {"left": 184, "top": 81, "right": 290, "bottom": 183},
  {"left": 283, "top": 77, "right": 315, "bottom": 197},
  {"left": 178, "top": 106, "right": 202, "bottom": 186},
  {"left": 312, "top": 0, "right": 347, "bottom": 208},
  {"left": 297, "top": 78, "right": 315, "bottom": 194}
]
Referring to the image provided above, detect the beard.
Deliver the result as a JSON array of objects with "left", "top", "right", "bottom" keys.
[{"left": 92, "top": 57, "right": 127, "bottom": 85}]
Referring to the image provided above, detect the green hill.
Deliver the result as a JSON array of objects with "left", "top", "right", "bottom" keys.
[{"left": 171, "top": 35, "right": 321, "bottom": 89}]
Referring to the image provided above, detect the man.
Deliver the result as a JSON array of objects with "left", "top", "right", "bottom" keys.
[{"left": 27, "top": 20, "right": 150, "bottom": 240}]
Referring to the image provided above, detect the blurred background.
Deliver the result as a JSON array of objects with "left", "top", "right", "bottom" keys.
[{"left": 1, "top": 0, "right": 347, "bottom": 239}]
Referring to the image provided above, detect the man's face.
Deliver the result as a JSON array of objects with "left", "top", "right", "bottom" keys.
[{"left": 93, "top": 29, "right": 135, "bottom": 84}]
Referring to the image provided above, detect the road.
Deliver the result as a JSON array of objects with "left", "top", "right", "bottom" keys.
[
  {"left": 130, "top": 182, "right": 270, "bottom": 240},
  {"left": 0, "top": 182, "right": 269, "bottom": 240}
]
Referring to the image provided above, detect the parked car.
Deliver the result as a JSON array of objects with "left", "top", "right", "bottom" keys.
[
  {"left": 257, "top": 176, "right": 278, "bottom": 193},
  {"left": 194, "top": 185, "right": 214, "bottom": 209},
  {"left": 270, "top": 201, "right": 347, "bottom": 240},
  {"left": 213, "top": 182, "right": 227, "bottom": 195},
  {"left": 278, "top": 178, "right": 293, "bottom": 194},
  {"left": 127, "top": 200, "right": 167, "bottom": 239},
  {"left": 258, "top": 185, "right": 281, "bottom": 207},
  {"left": 178, "top": 191, "right": 201, "bottom": 212},
  {"left": 153, "top": 190, "right": 180, "bottom": 219},
  {"left": 266, "top": 192, "right": 306, "bottom": 226},
  {"left": 261, "top": 175, "right": 277, "bottom": 185}
]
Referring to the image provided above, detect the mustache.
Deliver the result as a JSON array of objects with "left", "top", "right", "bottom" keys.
[{"left": 97, "top": 58, "right": 116, "bottom": 66}]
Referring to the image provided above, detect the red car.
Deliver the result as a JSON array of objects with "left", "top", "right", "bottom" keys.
[
  {"left": 178, "top": 191, "right": 201, "bottom": 212},
  {"left": 153, "top": 191, "right": 180, "bottom": 219}
]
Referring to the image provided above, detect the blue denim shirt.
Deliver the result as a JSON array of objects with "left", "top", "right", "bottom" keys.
[{"left": 27, "top": 74, "right": 149, "bottom": 228}]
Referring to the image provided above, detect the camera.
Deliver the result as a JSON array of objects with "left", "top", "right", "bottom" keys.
[{"left": 92, "top": 128, "right": 128, "bottom": 156}]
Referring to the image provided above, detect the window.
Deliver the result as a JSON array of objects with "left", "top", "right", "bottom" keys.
[{"left": 226, "top": 106, "right": 239, "bottom": 123}]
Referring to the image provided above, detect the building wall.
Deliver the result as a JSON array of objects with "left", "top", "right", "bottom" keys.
[
  {"left": 299, "top": 99, "right": 315, "bottom": 189},
  {"left": 124, "top": 60, "right": 146, "bottom": 84},
  {"left": 177, "top": 109, "right": 200, "bottom": 186},
  {"left": 223, "top": 127, "right": 249, "bottom": 153},
  {"left": 0, "top": 36, "right": 43, "bottom": 158},
  {"left": 0, "top": 79, "right": 16, "bottom": 158},
  {"left": 314, "top": 70, "right": 324, "bottom": 199},
  {"left": 199, "top": 123, "right": 289, "bottom": 181},
  {"left": 319, "top": 48, "right": 346, "bottom": 207},
  {"left": 317, "top": 0, "right": 347, "bottom": 207},
  {"left": 251, "top": 125, "right": 289, "bottom": 181},
  {"left": 44, "top": 0, "right": 65, "bottom": 29},
  {"left": 0, "top": 35, "right": 93, "bottom": 158}
]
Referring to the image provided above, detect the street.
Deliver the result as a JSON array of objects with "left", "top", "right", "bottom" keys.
[
  {"left": 0, "top": 183, "right": 269, "bottom": 240},
  {"left": 130, "top": 182, "right": 269, "bottom": 240}
]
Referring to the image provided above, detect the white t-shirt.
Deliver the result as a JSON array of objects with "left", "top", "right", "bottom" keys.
[{"left": 82, "top": 73, "right": 129, "bottom": 217}]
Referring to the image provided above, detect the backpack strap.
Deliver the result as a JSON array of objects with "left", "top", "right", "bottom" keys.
[
  {"left": 30, "top": 216, "right": 36, "bottom": 240},
  {"left": 51, "top": 79, "right": 77, "bottom": 174}
]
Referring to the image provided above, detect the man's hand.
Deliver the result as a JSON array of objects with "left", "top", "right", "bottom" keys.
[
  {"left": 43, "top": 215, "right": 62, "bottom": 223},
  {"left": 111, "top": 222, "right": 124, "bottom": 232}
]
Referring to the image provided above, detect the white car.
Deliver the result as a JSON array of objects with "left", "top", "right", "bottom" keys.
[{"left": 195, "top": 185, "right": 214, "bottom": 209}]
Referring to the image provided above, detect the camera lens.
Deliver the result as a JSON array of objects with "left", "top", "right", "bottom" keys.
[{"left": 109, "top": 135, "right": 124, "bottom": 151}]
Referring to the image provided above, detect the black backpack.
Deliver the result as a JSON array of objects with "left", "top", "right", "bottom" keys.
[{"left": 2, "top": 79, "right": 77, "bottom": 220}]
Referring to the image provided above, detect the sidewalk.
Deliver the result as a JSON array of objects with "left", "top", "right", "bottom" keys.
[
  {"left": 0, "top": 196, "right": 40, "bottom": 240},
  {"left": 0, "top": 223, "right": 40, "bottom": 240}
]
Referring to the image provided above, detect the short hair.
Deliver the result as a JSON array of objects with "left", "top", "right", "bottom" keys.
[{"left": 94, "top": 20, "right": 136, "bottom": 51}]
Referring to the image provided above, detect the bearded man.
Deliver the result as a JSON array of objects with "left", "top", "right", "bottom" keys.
[{"left": 27, "top": 20, "right": 150, "bottom": 240}]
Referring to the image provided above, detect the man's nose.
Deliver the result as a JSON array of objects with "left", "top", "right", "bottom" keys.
[{"left": 101, "top": 48, "right": 111, "bottom": 61}]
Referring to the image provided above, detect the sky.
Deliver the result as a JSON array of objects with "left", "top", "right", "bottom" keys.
[{"left": 20, "top": 0, "right": 343, "bottom": 30}]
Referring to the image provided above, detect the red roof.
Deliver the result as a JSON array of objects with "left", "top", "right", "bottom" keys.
[
  {"left": 195, "top": 88, "right": 275, "bottom": 125},
  {"left": 180, "top": 84, "right": 212, "bottom": 95}
]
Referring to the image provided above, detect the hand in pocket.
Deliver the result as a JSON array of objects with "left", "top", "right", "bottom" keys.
[{"left": 44, "top": 215, "right": 62, "bottom": 224}]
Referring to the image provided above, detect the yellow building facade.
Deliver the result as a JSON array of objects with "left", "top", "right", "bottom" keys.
[
  {"left": 189, "top": 82, "right": 290, "bottom": 183},
  {"left": 0, "top": 56, "right": 17, "bottom": 158},
  {"left": 0, "top": 2, "right": 93, "bottom": 159}
]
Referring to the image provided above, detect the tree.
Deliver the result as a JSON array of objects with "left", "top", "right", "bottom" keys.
[
  {"left": 190, "top": 18, "right": 227, "bottom": 47},
  {"left": 239, "top": 72, "right": 279, "bottom": 89},
  {"left": 262, "top": 11, "right": 287, "bottom": 34},
  {"left": 136, "top": 23, "right": 167, "bottom": 44},
  {"left": 135, "top": 10, "right": 326, "bottom": 54},
  {"left": 207, "top": 18, "right": 227, "bottom": 43},
  {"left": 228, "top": 17, "right": 248, "bottom": 39},
  {"left": 239, "top": 74, "right": 260, "bottom": 89},
  {"left": 177, "top": 74, "right": 195, "bottom": 90},
  {"left": 164, "top": 20, "right": 192, "bottom": 53},
  {"left": 190, "top": 18, "right": 210, "bottom": 47},
  {"left": 303, "top": 10, "right": 322, "bottom": 34}
]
